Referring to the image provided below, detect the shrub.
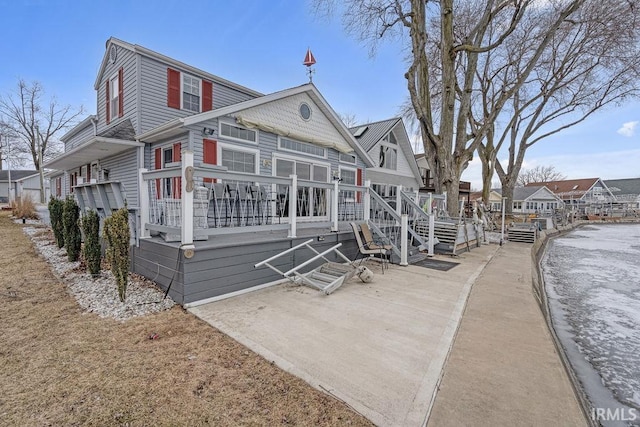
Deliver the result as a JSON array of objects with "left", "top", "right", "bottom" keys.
[
  {"left": 48, "top": 197, "right": 65, "bottom": 248},
  {"left": 81, "top": 210, "right": 102, "bottom": 276},
  {"left": 63, "top": 196, "right": 82, "bottom": 262},
  {"left": 103, "top": 208, "right": 130, "bottom": 302},
  {"left": 11, "top": 195, "right": 39, "bottom": 220}
]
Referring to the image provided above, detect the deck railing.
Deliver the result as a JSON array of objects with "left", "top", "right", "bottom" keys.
[{"left": 139, "top": 150, "right": 366, "bottom": 246}]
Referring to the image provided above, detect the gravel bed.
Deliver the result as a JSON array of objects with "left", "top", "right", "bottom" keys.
[{"left": 22, "top": 223, "right": 175, "bottom": 321}]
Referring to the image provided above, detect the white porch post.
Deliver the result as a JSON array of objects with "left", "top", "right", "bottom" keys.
[
  {"left": 181, "top": 150, "right": 194, "bottom": 247},
  {"left": 139, "top": 168, "right": 150, "bottom": 239},
  {"left": 400, "top": 214, "right": 408, "bottom": 266},
  {"left": 395, "top": 188, "right": 402, "bottom": 216},
  {"left": 428, "top": 213, "right": 435, "bottom": 257},
  {"left": 363, "top": 179, "right": 371, "bottom": 222},
  {"left": 288, "top": 174, "right": 297, "bottom": 238},
  {"left": 331, "top": 179, "right": 339, "bottom": 232}
]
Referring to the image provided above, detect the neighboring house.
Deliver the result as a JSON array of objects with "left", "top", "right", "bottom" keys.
[
  {"left": 44, "top": 37, "right": 380, "bottom": 305},
  {"left": 526, "top": 178, "right": 614, "bottom": 206},
  {"left": 604, "top": 178, "right": 640, "bottom": 209},
  {"left": 414, "top": 154, "right": 471, "bottom": 202},
  {"left": 0, "top": 170, "right": 38, "bottom": 203},
  {"left": 15, "top": 172, "right": 48, "bottom": 203},
  {"left": 469, "top": 189, "right": 503, "bottom": 211},
  {"left": 505, "top": 186, "right": 563, "bottom": 214},
  {"left": 349, "top": 118, "right": 422, "bottom": 200}
]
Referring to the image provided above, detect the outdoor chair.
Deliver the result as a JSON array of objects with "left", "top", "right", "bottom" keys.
[{"left": 349, "top": 222, "right": 391, "bottom": 273}]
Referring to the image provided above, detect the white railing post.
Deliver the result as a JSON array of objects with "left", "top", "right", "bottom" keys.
[
  {"left": 428, "top": 213, "right": 435, "bottom": 257},
  {"left": 395, "top": 188, "right": 402, "bottom": 216},
  {"left": 400, "top": 214, "right": 408, "bottom": 266},
  {"left": 332, "top": 179, "right": 339, "bottom": 232},
  {"left": 181, "top": 150, "right": 194, "bottom": 247},
  {"left": 288, "top": 174, "right": 297, "bottom": 238},
  {"left": 363, "top": 179, "right": 371, "bottom": 222},
  {"left": 139, "top": 168, "right": 150, "bottom": 239}
]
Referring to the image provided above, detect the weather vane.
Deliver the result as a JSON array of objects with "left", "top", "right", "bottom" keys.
[{"left": 303, "top": 48, "right": 316, "bottom": 83}]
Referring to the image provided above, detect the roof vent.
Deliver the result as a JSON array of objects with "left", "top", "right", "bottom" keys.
[{"left": 353, "top": 126, "right": 368, "bottom": 137}]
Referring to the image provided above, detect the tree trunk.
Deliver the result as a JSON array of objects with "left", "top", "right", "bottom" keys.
[
  {"left": 500, "top": 182, "right": 514, "bottom": 217},
  {"left": 443, "top": 175, "right": 461, "bottom": 217}
]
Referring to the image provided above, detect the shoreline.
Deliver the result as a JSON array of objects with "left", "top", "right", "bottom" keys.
[{"left": 531, "top": 218, "right": 640, "bottom": 427}]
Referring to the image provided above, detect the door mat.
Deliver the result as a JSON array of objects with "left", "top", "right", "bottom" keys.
[{"left": 411, "top": 258, "right": 459, "bottom": 271}]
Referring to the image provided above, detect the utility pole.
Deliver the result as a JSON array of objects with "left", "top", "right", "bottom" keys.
[{"left": 35, "top": 126, "right": 45, "bottom": 203}]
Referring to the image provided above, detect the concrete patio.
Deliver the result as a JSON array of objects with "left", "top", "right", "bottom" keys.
[{"left": 189, "top": 244, "right": 498, "bottom": 426}]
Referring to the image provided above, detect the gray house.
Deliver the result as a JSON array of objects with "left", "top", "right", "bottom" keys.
[
  {"left": 0, "top": 170, "right": 39, "bottom": 203},
  {"left": 45, "top": 37, "right": 394, "bottom": 305},
  {"left": 604, "top": 178, "right": 640, "bottom": 209},
  {"left": 507, "top": 186, "right": 563, "bottom": 214},
  {"left": 349, "top": 118, "right": 422, "bottom": 201}
]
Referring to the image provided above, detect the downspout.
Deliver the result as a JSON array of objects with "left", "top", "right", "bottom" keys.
[{"left": 90, "top": 116, "right": 98, "bottom": 136}]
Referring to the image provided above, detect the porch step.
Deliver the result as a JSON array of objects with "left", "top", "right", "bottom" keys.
[{"left": 508, "top": 226, "right": 537, "bottom": 243}]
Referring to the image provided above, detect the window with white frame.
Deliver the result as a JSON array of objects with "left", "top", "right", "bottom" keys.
[
  {"left": 221, "top": 147, "right": 257, "bottom": 174},
  {"left": 163, "top": 146, "right": 174, "bottom": 196},
  {"left": 379, "top": 145, "right": 397, "bottom": 170},
  {"left": 382, "top": 131, "right": 397, "bottom": 144},
  {"left": 220, "top": 121, "right": 257, "bottom": 143},
  {"left": 182, "top": 74, "right": 200, "bottom": 112},
  {"left": 109, "top": 73, "right": 119, "bottom": 119},
  {"left": 339, "top": 152, "right": 356, "bottom": 164},
  {"left": 279, "top": 137, "right": 326, "bottom": 158},
  {"left": 274, "top": 156, "right": 329, "bottom": 218}
]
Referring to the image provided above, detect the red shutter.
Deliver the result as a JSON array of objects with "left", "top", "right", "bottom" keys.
[
  {"left": 105, "top": 80, "right": 110, "bottom": 124},
  {"left": 167, "top": 68, "right": 180, "bottom": 109},
  {"left": 56, "top": 177, "right": 61, "bottom": 197},
  {"left": 173, "top": 143, "right": 182, "bottom": 198},
  {"left": 86, "top": 163, "right": 91, "bottom": 182},
  {"left": 155, "top": 147, "right": 162, "bottom": 199},
  {"left": 356, "top": 168, "right": 363, "bottom": 202},
  {"left": 118, "top": 67, "right": 124, "bottom": 118},
  {"left": 203, "top": 139, "right": 217, "bottom": 183},
  {"left": 202, "top": 80, "right": 213, "bottom": 112}
]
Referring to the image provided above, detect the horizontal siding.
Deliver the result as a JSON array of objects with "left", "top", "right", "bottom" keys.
[
  {"left": 99, "top": 148, "right": 140, "bottom": 207},
  {"left": 139, "top": 56, "right": 258, "bottom": 135},
  {"left": 64, "top": 121, "right": 95, "bottom": 150},
  {"left": 133, "top": 231, "right": 358, "bottom": 305},
  {"left": 366, "top": 169, "right": 421, "bottom": 190},
  {"left": 96, "top": 47, "right": 138, "bottom": 135}
]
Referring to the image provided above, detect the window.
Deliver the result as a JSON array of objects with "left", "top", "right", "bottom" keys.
[
  {"left": 274, "top": 156, "right": 329, "bottom": 218},
  {"left": 220, "top": 121, "right": 257, "bottom": 143},
  {"left": 299, "top": 103, "right": 312, "bottom": 120},
  {"left": 221, "top": 148, "right": 256, "bottom": 174},
  {"left": 339, "top": 152, "right": 356, "bottom": 164},
  {"left": 109, "top": 74, "right": 119, "bottom": 121},
  {"left": 383, "top": 131, "right": 397, "bottom": 144},
  {"left": 279, "top": 137, "right": 326, "bottom": 158},
  {"left": 513, "top": 201, "right": 522, "bottom": 210},
  {"left": 182, "top": 74, "right": 200, "bottom": 112},
  {"left": 379, "top": 145, "right": 397, "bottom": 170},
  {"left": 340, "top": 168, "right": 356, "bottom": 185},
  {"left": 163, "top": 147, "right": 174, "bottom": 166}
]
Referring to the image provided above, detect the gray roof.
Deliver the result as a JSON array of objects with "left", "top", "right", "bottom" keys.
[
  {"left": 349, "top": 118, "right": 401, "bottom": 152},
  {"left": 496, "top": 186, "right": 551, "bottom": 201},
  {"left": 0, "top": 170, "right": 38, "bottom": 182},
  {"left": 98, "top": 118, "right": 136, "bottom": 140},
  {"left": 604, "top": 178, "right": 640, "bottom": 196}
]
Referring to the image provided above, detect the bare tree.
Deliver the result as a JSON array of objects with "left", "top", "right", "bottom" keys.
[
  {"left": 477, "top": 0, "right": 640, "bottom": 213},
  {"left": 517, "top": 165, "right": 566, "bottom": 186},
  {"left": 0, "top": 80, "right": 83, "bottom": 202},
  {"left": 0, "top": 80, "right": 83, "bottom": 170},
  {"left": 315, "top": 0, "right": 585, "bottom": 214},
  {"left": 339, "top": 112, "right": 359, "bottom": 128}
]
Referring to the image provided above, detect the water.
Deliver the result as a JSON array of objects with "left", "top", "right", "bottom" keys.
[{"left": 542, "top": 224, "right": 640, "bottom": 426}]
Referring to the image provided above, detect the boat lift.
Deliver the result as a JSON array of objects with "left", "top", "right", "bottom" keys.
[{"left": 254, "top": 239, "right": 372, "bottom": 295}]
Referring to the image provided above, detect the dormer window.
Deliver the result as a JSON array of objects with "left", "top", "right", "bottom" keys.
[{"left": 383, "top": 131, "right": 397, "bottom": 144}]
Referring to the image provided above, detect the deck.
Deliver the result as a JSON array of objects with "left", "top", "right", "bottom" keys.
[{"left": 132, "top": 223, "right": 361, "bottom": 305}]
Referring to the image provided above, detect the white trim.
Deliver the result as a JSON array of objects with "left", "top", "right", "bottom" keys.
[
  {"left": 218, "top": 142, "right": 260, "bottom": 175},
  {"left": 181, "top": 72, "right": 202, "bottom": 113},
  {"left": 338, "top": 152, "right": 357, "bottom": 165},
  {"left": 277, "top": 135, "right": 327, "bottom": 159},
  {"left": 218, "top": 117, "right": 258, "bottom": 145},
  {"left": 184, "top": 278, "right": 287, "bottom": 308},
  {"left": 271, "top": 152, "right": 331, "bottom": 176},
  {"left": 338, "top": 165, "right": 357, "bottom": 185}
]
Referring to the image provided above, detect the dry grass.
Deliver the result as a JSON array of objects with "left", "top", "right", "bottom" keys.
[
  {"left": 10, "top": 195, "right": 39, "bottom": 219},
  {"left": 0, "top": 212, "right": 372, "bottom": 426}
]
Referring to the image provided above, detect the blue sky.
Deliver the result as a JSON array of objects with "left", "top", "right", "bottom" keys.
[{"left": 1, "top": 0, "right": 638, "bottom": 188}]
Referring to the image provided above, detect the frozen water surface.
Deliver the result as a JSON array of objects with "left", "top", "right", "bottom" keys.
[{"left": 543, "top": 224, "right": 640, "bottom": 426}]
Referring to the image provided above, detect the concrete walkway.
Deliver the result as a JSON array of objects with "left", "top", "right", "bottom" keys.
[
  {"left": 428, "top": 243, "right": 586, "bottom": 426},
  {"left": 190, "top": 245, "right": 497, "bottom": 426}
]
